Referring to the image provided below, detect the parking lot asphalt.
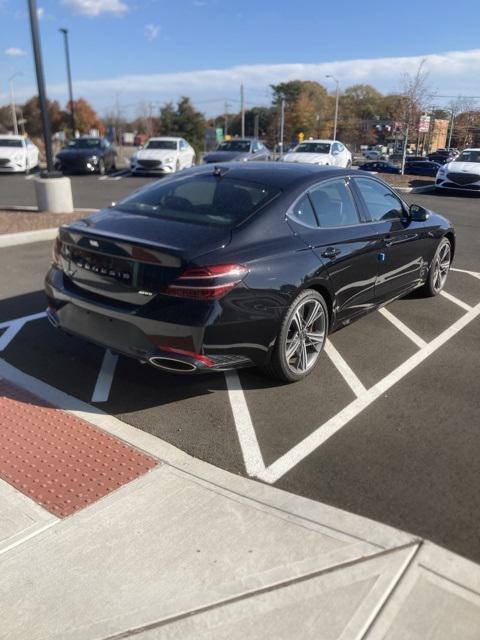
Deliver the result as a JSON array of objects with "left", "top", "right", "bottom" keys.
[
  {"left": 0, "top": 171, "right": 154, "bottom": 210},
  {"left": 0, "top": 191, "right": 479, "bottom": 563}
]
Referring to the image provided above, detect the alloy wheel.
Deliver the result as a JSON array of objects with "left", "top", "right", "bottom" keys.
[
  {"left": 432, "top": 242, "right": 451, "bottom": 293},
  {"left": 284, "top": 298, "right": 326, "bottom": 375}
]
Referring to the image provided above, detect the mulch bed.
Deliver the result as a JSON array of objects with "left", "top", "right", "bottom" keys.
[{"left": 0, "top": 210, "right": 90, "bottom": 235}]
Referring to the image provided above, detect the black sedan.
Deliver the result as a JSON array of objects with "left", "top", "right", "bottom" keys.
[
  {"left": 358, "top": 161, "right": 400, "bottom": 174},
  {"left": 45, "top": 163, "right": 455, "bottom": 382},
  {"left": 54, "top": 137, "right": 117, "bottom": 175},
  {"left": 203, "top": 139, "right": 271, "bottom": 164},
  {"left": 405, "top": 160, "right": 442, "bottom": 176}
]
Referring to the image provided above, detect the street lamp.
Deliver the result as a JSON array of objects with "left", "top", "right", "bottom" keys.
[
  {"left": 326, "top": 74, "right": 340, "bottom": 140},
  {"left": 8, "top": 72, "right": 23, "bottom": 135},
  {"left": 59, "top": 27, "right": 75, "bottom": 136}
]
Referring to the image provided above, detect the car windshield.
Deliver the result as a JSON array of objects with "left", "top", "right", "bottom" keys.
[
  {"left": 67, "top": 139, "right": 102, "bottom": 149},
  {"left": 145, "top": 140, "right": 177, "bottom": 150},
  {"left": 0, "top": 138, "right": 23, "bottom": 147},
  {"left": 113, "top": 174, "right": 278, "bottom": 227},
  {"left": 217, "top": 141, "right": 251, "bottom": 152},
  {"left": 455, "top": 150, "right": 480, "bottom": 163},
  {"left": 294, "top": 143, "right": 331, "bottom": 154}
]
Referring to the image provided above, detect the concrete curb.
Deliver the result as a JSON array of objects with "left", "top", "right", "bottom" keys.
[{"left": 0, "top": 227, "right": 58, "bottom": 247}]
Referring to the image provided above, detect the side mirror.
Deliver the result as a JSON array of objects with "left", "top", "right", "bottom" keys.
[
  {"left": 409, "top": 204, "right": 430, "bottom": 222},
  {"left": 251, "top": 148, "right": 257, "bottom": 153}
]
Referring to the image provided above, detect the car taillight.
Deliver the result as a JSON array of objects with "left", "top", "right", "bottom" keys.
[
  {"left": 52, "top": 235, "right": 62, "bottom": 267},
  {"left": 162, "top": 264, "right": 248, "bottom": 300}
]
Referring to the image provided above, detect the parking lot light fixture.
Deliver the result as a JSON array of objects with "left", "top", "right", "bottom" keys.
[{"left": 326, "top": 74, "right": 340, "bottom": 141}]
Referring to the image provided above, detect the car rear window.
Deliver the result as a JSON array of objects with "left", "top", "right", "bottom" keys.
[{"left": 113, "top": 174, "right": 279, "bottom": 227}]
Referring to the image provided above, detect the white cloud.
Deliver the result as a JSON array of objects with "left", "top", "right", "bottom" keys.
[
  {"left": 61, "top": 0, "right": 128, "bottom": 17},
  {"left": 6, "top": 49, "right": 480, "bottom": 115},
  {"left": 5, "top": 47, "right": 27, "bottom": 57},
  {"left": 145, "top": 23, "right": 160, "bottom": 42}
]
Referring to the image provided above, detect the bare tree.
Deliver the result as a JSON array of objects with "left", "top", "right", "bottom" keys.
[{"left": 399, "top": 60, "right": 434, "bottom": 173}]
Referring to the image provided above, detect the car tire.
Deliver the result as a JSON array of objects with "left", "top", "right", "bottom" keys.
[
  {"left": 98, "top": 159, "right": 106, "bottom": 176},
  {"left": 421, "top": 237, "right": 452, "bottom": 297},
  {"left": 261, "top": 289, "right": 328, "bottom": 383}
]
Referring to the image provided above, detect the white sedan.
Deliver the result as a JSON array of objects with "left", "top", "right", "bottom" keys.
[
  {"left": 130, "top": 137, "right": 195, "bottom": 175},
  {"left": 281, "top": 139, "right": 352, "bottom": 168},
  {"left": 435, "top": 148, "right": 480, "bottom": 194},
  {"left": 0, "top": 135, "right": 39, "bottom": 173}
]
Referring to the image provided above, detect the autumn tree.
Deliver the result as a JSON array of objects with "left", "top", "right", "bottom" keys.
[
  {"left": 67, "top": 98, "right": 103, "bottom": 135},
  {"left": 22, "top": 96, "right": 64, "bottom": 137}
]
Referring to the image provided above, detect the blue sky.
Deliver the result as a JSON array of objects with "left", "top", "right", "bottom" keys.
[{"left": 1, "top": 0, "right": 480, "bottom": 118}]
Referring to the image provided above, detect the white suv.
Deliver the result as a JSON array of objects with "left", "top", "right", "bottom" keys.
[
  {"left": 0, "top": 135, "right": 39, "bottom": 173},
  {"left": 435, "top": 148, "right": 480, "bottom": 194}
]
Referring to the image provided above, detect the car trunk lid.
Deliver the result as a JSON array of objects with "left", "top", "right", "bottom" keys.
[{"left": 58, "top": 209, "right": 232, "bottom": 306}]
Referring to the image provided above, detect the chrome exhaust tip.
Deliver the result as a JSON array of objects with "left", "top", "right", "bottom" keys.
[{"left": 149, "top": 356, "right": 197, "bottom": 372}]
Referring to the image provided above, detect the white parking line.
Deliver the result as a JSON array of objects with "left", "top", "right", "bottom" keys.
[
  {"left": 257, "top": 301, "right": 480, "bottom": 484},
  {"left": 440, "top": 290, "right": 473, "bottom": 311},
  {"left": 378, "top": 308, "right": 427, "bottom": 348},
  {"left": 0, "top": 312, "right": 47, "bottom": 350},
  {"left": 91, "top": 350, "right": 118, "bottom": 403},
  {"left": 451, "top": 267, "right": 480, "bottom": 280},
  {"left": 98, "top": 169, "right": 130, "bottom": 181},
  {"left": 324, "top": 339, "right": 367, "bottom": 397},
  {"left": 225, "top": 370, "right": 265, "bottom": 476}
]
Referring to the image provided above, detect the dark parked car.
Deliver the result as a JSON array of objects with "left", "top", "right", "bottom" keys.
[
  {"left": 358, "top": 161, "right": 400, "bottom": 174},
  {"left": 55, "top": 137, "right": 117, "bottom": 175},
  {"left": 405, "top": 160, "right": 442, "bottom": 176},
  {"left": 427, "top": 153, "right": 454, "bottom": 165},
  {"left": 45, "top": 163, "right": 455, "bottom": 382},
  {"left": 203, "top": 139, "right": 271, "bottom": 163}
]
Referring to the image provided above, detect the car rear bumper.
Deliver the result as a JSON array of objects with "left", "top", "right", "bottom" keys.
[{"left": 44, "top": 266, "right": 275, "bottom": 373}]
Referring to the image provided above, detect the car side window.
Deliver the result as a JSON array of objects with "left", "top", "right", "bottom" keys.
[
  {"left": 354, "top": 178, "right": 404, "bottom": 222},
  {"left": 290, "top": 195, "right": 318, "bottom": 227},
  {"left": 309, "top": 179, "right": 360, "bottom": 227}
]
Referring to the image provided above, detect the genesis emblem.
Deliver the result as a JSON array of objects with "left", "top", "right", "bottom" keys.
[{"left": 89, "top": 239, "right": 99, "bottom": 248}]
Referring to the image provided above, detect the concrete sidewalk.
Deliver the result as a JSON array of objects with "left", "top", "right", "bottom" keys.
[{"left": 0, "top": 361, "right": 479, "bottom": 639}]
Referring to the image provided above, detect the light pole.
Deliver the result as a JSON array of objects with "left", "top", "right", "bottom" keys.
[
  {"left": 59, "top": 27, "right": 75, "bottom": 136},
  {"left": 8, "top": 72, "right": 23, "bottom": 135},
  {"left": 28, "top": 0, "right": 55, "bottom": 175},
  {"left": 326, "top": 74, "right": 340, "bottom": 140}
]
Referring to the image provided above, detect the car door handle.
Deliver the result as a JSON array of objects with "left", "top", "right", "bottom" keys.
[{"left": 321, "top": 247, "right": 341, "bottom": 259}]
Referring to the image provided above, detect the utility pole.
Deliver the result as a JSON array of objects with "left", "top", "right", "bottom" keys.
[
  {"left": 224, "top": 100, "right": 229, "bottom": 136},
  {"left": 8, "top": 72, "right": 22, "bottom": 135},
  {"left": 279, "top": 99, "right": 285, "bottom": 156},
  {"left": 253, "top": 113, "right": 259, "bottom": 139},
  {"left": 447, "top": 108, "right": 455, "bottom": 148},
  {"left": 240, "top": 84, "right": 245, "bottom": 138},
  {"left": 59, "top": 28, "right": 75, "bottom": 136},
  {"left": 28, "top": 0, "right": 55, "bottom": 175},
  {"left": 326, "top": 74, "right": 340, "bottom": 140}
]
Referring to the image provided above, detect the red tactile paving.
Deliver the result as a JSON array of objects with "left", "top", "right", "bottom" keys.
[{"left": 0, "top": 380, "right": 158, "bottom": 517}]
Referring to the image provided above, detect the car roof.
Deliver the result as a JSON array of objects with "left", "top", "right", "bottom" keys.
[
  {"left": 188, "top": 161, "right": 353, "bottom": 189},
  {"left": 148, "top": 137, "right": 182, "bottom": 141},
  {"left": 0, "top": 134, "right": 24, "bottom": 140},
  {"left": 297, "top": 139, "right": 336, "bottom": 144},
  {"left": 462, "top": 148, "right": 480, "bottom": 152}
]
